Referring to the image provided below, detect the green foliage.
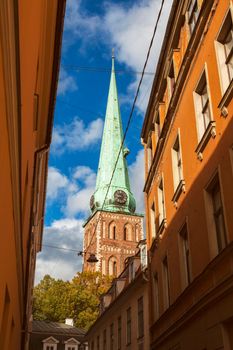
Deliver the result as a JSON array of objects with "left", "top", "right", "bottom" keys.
[{"left": 33, "top": 272, "right": 112, "bottom": 330}]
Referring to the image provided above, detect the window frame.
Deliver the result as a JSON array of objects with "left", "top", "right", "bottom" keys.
[
  {"left": 187, "top": 0, "right": 199, "bottom": 35},
  {"left": 162, "top": 255, "right": 170, "bottom": 310},
  {"left": 42, "top": 337, "right": 59, "bottom": 350},
  {"left": 157, "top": 175, "right": 167, "bottom": 234},
  {"left": 126, "top": 307, "right": 131, "bottom": 345},
  {"left": 178, "top": 221, "right": 192, "bottom": 289},
  {"left": 152, "top": 273, "right": 159, "bottom": 321},
  {"left": 215, "top": 6, "right": 233, "bottom": 95},
  {"left": 137, "top": 297, "right": 144, "bottom": 339},
  {"left": 117, "top": 316, "right": 122, "bottom": 350},
  {"left": 193, "top": 65, "right": 216, "bottom": 160},
  {"left": 171, "top": 130, "right": 185, "bottom": 204},
  {"left": 204, "top": 171, "right": 228, "bottom": 258}
]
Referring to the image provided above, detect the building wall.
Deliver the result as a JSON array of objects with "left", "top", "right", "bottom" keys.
[
  {"left": 0, "top": 1, "right": 65, "bottom": 349},
  {"left": 83, "top": 211, "right": 143, "bottom": 276},
  {"left": 141, "top": 0, "right": 233, "bottom": 348},
  {"left": 87, "top": 273, "right": 149, "bottom": 350}
]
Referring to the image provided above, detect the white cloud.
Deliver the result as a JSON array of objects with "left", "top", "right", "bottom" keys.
[
  {"left": 35, "top": 218, "right": 84, "bottom": 284},
  {"left": 129, "top": 149, "right": 145, "bottom": 214},
  {"left": 103, "top": 0, "right": 173, "bottom": 113},
  {"left": 51, "top": 117, "right": 104, "bottom": 155},
  {"left": 65, "top": 166, "right": 96, "bottom": 217},
  {"left": 47, "top": 167, "right": 69, "bottom": 200},
  {"left": 73, "top": 165, "right": 96, "bottom": 187},
  {"left": 57, "top": 67, "right": 78, "bottom": 96}
]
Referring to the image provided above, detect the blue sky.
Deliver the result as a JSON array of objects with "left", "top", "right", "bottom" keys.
[{"left": 35, "top": 0, "right": 172, "bottom": 284}]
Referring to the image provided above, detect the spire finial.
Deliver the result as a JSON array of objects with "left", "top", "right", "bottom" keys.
[{"left": 112, "top": 48, "right": 115, "bottom": 59}]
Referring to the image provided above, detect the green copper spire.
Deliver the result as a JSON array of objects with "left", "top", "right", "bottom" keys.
[{"left": 90, "top": 53, "right": 136, "bottom": 214}]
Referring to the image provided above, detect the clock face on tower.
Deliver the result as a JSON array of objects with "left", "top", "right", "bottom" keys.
[{"left": 114, "top": 190, "right": 128, "bottom": 205}]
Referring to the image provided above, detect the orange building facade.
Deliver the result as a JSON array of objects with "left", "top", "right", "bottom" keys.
[
  {"left": 0, "top": 1, "right": 65, "bottom": 349},
  {"left": 141, "top": 0, "right": 233, "bottom": 349}
]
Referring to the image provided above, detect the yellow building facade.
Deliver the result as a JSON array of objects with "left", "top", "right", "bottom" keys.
[
  {"left": 0, "top": 1, "right": 65, "bottom": 349},
  {"left": 141, "top": 0, "right": 233, "bottom": 348}
]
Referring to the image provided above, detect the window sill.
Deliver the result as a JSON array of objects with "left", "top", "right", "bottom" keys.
[
  {"left": 195, "top": 121, "right": 216, "bottom": 161},
  {"left": 157, "top": 218, "right": 167, "bottom": 236},
  {"left": 172, "top": 180, "right": 185, "bottom": 207},
  {"left": 218, "top": 78, "right": 233, "bottom": 117}
]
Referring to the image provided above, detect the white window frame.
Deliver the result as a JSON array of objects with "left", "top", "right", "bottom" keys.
[
  {"left": 157, "top": 175, "right": 166, "bottom": 227},
  {"left": 171, "top": 131, "right": 184, "bottom": 191},
  {"left": 193, "top": 66, "right": 213, "bottom": 142},
  {"left": 150, "top": 202, "right": 156, "bottom": 239},
  {"left": 187, "top": 0, "right": 199, "bottom": 35},
  {"left": 64, "top": 338, "right": 80, "bottom": 350},
  {"left": 215, "top": 6, "right": 233, "bottom": 95},
  {"left": 42, "top": 337, "right": 59, "bottom": 350}
]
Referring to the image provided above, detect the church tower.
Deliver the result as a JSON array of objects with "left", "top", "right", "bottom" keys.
[{"left": 83, "top": 53, "right": 143, "bottom": 276}]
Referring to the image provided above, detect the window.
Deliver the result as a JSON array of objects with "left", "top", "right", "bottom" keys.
[
  {"left": 179, "top": 223, "right": 191, "bottom": 287},
  {"left": 209, "top": 177, "right": 227, "bottom": 252},
  {"left": 162, "top": 256, "right": 170, "bottom": 310},
  {"left": 147, "top": 136, "right": 153, "bottom": 171},
  {"left": 109, "top": 221, "right": 116, "bottom": 239},
  {"left": 126, "top": 307, "right": 131, "bottom": 345},
  {"left": 91, "top": 341, "right": 94, "bottom": 350},
  {"left": 168, "top": 61, "right": 175, "bottom": 99},
  {"left": 118, "top": 316, "right": 122, "bottom": 350},
  {"left": 158, "top": 178, "right": 166, "bottom": 228},
  {"left": 103, "top": 329, "right": 107, "bottom": 350},
  {"left": 64, "top": 338, "right": 79, "bottom": 350},
  {"left": 137, "top": 297, "right": 144, "bottom": 338},
  {"left": 172, "top": 134, "right": 183, "bottom": 191},
  {"left": 97, "top": 336, "right": 100, "bottom": 350},
  {"left": 153, "top": 273, "right": 159, "bottom": 321},
  {"left": 109, "top": 256, "right": 117, "bottom": 276},
  {"left": 216, "top": 10, "right": 233, "bottom": 93},
  {"left": 194, "top": 70, "right": 212, "bottom": 141},
  {"left": 150, "top": 202, "right": 156, "bottom": 239},
  {"left": 110, "top": 323, "right": 114, "bottom": 350},
  {"left": 124, "top": 223, "right": 133, "bottom": 241},
  {"left": 188, "top": 0, "right": 199, "bottom": 34},
  {"left": 154, "top": 111, "right": 161, "bottom": 142},
  {"left": 42, "top": 337, "right": 58, "bottom": 350}
]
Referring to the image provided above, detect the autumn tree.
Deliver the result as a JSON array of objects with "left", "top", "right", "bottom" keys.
[{"left": 33, "top": 272, "right": 112, "bottom": 330}]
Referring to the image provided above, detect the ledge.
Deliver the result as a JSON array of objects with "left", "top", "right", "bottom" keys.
[
  {"left": 195, "top": 121, "right": 216, "bottom": 161},
  {"left": 172, "top": 179, "right": 185, "bottom": 207}
]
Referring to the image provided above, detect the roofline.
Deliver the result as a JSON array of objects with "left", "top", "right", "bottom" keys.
[{"left": 141, "top": 0, "right": 179, "bottom": 140}]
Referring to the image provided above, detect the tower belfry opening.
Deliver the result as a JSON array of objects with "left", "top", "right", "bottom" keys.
[{"left": 83, "top": 54, "right": 143, "bottom": 276}]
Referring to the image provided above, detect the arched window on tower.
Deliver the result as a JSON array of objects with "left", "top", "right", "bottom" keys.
[
  {"left": 109, "top": 256, "right": 117, "bottom": 276},
  {"left": 124, "top": 223, "right": 133, "bottom": 241},
  {"left": 109, "top": 221, "right": 116, "bottom": 239}
]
